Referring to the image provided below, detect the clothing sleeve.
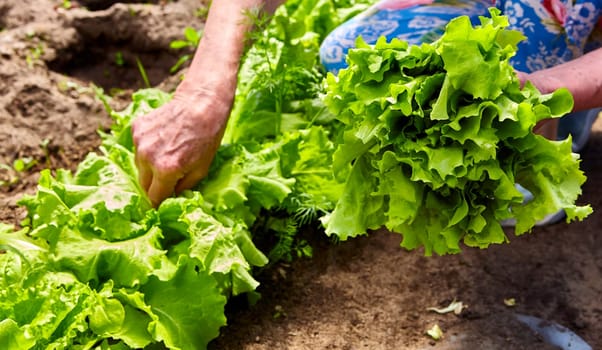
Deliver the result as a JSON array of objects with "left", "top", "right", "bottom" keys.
[{"left": 496, "top": 0, "right": 602, "bottom": 71}]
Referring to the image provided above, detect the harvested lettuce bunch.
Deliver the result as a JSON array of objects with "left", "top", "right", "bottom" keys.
[{"left": 322, "top": 8, "right": 592, "bottom": 255}]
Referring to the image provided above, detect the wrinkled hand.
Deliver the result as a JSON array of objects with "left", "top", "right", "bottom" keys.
[
  {"left": 515, "top": 69, "right": 561, "bottom": 95},
  {"left": 132, "top": 90, "right": 231, "bottom": 207}
]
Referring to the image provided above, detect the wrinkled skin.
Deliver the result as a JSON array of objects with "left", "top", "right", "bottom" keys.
[
  {"left": 132, "top": 89, "right": 230, "bottom": 207},
  {"left": 518, "top": 49, "right": 602, "bottom": 113},
  {"left": 131, "top": 0, "right": 285, "bottom": 207}
]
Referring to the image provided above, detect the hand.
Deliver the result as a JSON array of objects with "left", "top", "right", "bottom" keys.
[
  {"left": 515, "top": 70, "right": 556, "bottom": 94},
  {"left": 132, "top": 88, "right": 232, "bottom": 207},
  {"left": 131, "top": 0, "right": 282, "bottom": 207},
  {"left": 517, "top": 49, "right": 602, "bottom": 113},
  {"left": 515, "top": 70, "right": 559, "bottom": 139}
]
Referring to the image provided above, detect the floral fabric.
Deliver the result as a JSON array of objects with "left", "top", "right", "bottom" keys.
[{"left": 320, "top": 0, "right": 602, "bottom": 73}]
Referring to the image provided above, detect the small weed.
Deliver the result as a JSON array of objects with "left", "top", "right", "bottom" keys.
[
  {"left": 22, "top": 31, "right": 46, "bottom": 68},
  {"left": 57, "top": 80, "right": 94, "bottom": 95},
  {"left": 169, "top": 55, "right": 191, "bottom": 74},
  {"left": 40, "top": 139, "right": 52, "bottom": 169},
  {"left": 294, "top": 240, "right": 313, "bottom": 259},
  {"left": 13, "top": 158, "right": 36, "bottom": 173},
  {"left": 25, "top": 43, "right": 45, "bottom": 68},
  {"left": 169, "top": 27, "right": 203, "bottom": 73},
  {"left": 114, "top": 51, "right": 125, "bottom": 67},
  {"left": 25, "top": 30, "right": 36, "bottom": 40},
  {"left": 90, "top": 84, "right": 114, "bottom": 113},
  {"left": 242, "top": 6, "right": 272, "bottom": 52},
  {"left": 170, "top": 27, "right": 202, "bottom": 49},
  {"left": 135, "top": 57, "right": 151, "bottom": 88},
  {"left": 194, "top": 2, "right": 211, "bottom": 20},
  {"left": 0, "top": 157, "right": 37, "bottom": 188},
  {"left": 272, "top": 305, "right": 286, "bottom": 319}
]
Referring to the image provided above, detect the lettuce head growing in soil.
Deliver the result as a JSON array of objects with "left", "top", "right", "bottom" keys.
[{"left": 0, "top": 3, "right": 592, "bottom": 350}]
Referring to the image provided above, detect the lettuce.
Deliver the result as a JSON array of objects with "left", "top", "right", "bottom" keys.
[{"left": 322, "top": 8, "right": 591, "bottom": 255}]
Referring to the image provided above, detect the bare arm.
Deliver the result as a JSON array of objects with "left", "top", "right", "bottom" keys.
[
  {"left": 177, "top": 0, "right": 285, "bottom": 111},
  {"left": 522, "top": 48, "right": 602, "bottom": 112},
  {"left": 132, "top": 0, "right": 285, "bottom": 207}
]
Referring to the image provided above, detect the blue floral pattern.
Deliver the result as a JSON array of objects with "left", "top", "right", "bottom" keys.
[{"left": 320, "top": 0, "right": 602, "bottom": 73}]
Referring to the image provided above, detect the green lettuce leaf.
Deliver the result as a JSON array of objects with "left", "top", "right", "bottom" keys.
[
  {"left": 323, "top": 8, "right": 591, "bottom": 255},
  {"left": 141, "top": 257, "right": 227, "bottom": 350}
]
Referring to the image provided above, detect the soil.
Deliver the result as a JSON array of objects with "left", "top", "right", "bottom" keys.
[{"left": 1, "top": 1, "right": 600, "bottom": 350}]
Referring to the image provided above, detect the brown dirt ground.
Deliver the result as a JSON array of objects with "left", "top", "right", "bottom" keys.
[{"left": 1, "top": 1, "right": 600, "bottom": 349}]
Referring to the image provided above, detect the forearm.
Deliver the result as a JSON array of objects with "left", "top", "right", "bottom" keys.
[
  {"left": 176, "top": 0, "right": 285, "bottom": 104},
  {"left": 525, "top": 48, "right": 602, "bottom": 112}
]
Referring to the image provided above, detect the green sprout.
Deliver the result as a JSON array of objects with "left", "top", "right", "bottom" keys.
[
  {"left": 114, "top": 51, "right": 125, "bottom": 67},
  {"left": 25, "top": 43, "right": 45, "bottom": 68},
  {"left": 0, "top": 157, "right": 37, "bottom": 188},
  {"left": 135, "top": 57, "right": 151, "bottom": 88},
  {"left": 169, "top": 27, "right": 203, "bottom": 73},
  {"left": 194, "top": 2, "right": 211, "bottom": 20}
]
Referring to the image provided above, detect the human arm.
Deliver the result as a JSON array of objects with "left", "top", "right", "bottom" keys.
[
  {"left": 132, "top": 0, "right": 285, "bottom": 207},
  {"left": 519, "top": 48, "right": 602, "bottom": 113}
]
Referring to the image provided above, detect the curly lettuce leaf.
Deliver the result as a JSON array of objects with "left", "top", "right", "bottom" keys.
[
  {"left": 141, "top": 257, "right": 227, "bottom": 350},
  {"left": 323, "top": 8, "right": 591, "bottom": 255}
]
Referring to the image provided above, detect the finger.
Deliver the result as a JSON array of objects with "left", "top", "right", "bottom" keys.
[
  {"left": 135, "top": 156, "right": 153, "bottom": 192},
  {"left": 175, "top": 164, "right": 211, "bottom": 195},
  {"left": 533, "top": 119, "right": 558, "bottom": 139},
  {"left": 147, "top": 173, "right": 180, "bottom": 208}
]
